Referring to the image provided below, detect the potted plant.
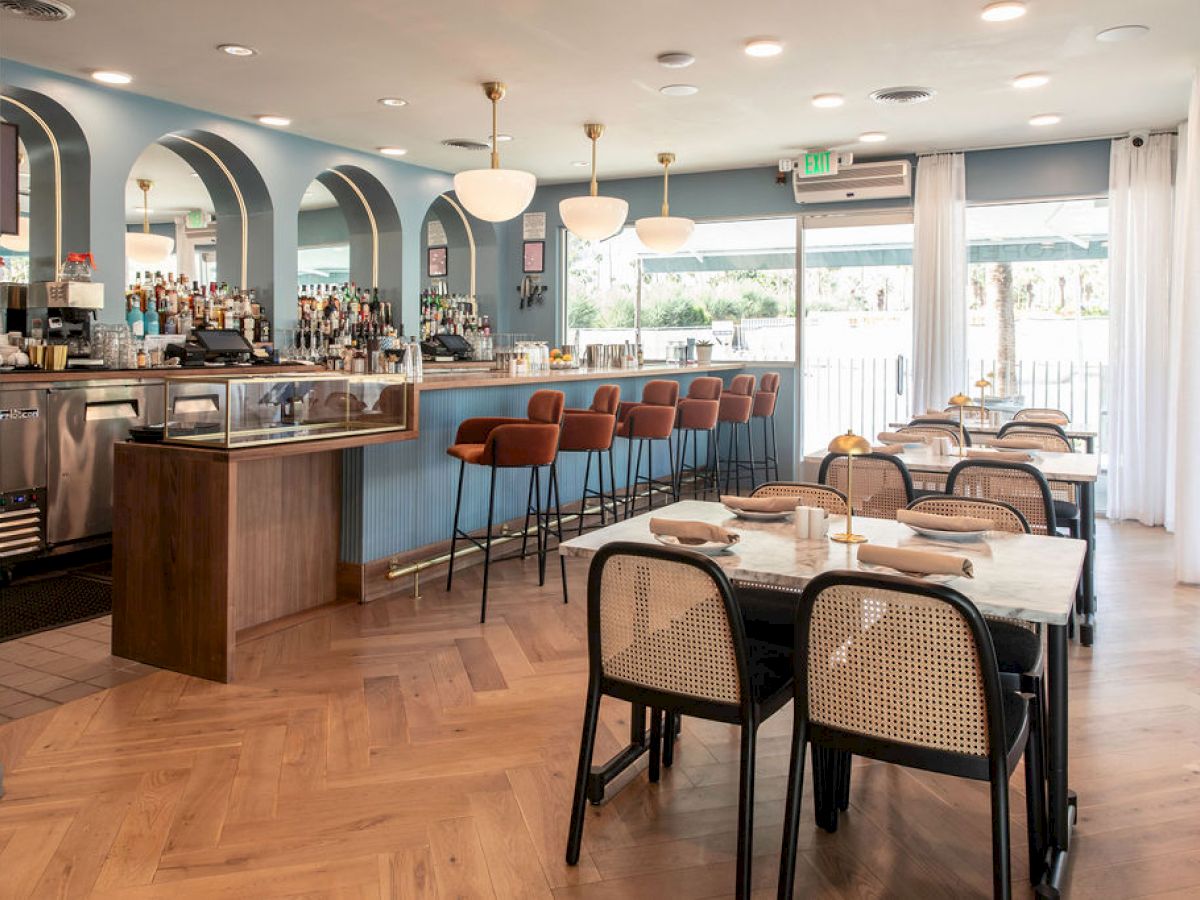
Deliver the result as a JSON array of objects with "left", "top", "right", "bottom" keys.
[{"left": 695, "top": 340, "right": 714, "bottom": 364}]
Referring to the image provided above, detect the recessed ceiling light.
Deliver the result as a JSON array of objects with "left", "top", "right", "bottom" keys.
[
  {"left": 859, "top": 131, "right": 888, "bottom": 143},
  {"left": 812, "top": 93, "right": 845, "bottom": 108},
  {"left": 256, "top": 114, "right": 291, "bottom": 127},
  {"left": 659, "top": 84, "right": 700, "bottom": 97},
  {"left": 744, "top": 38, "right": 783, "bottom": 58},
  {"left": 378, "top": 147, "right": 407, "bottom": 157},
  {"left": 1029, "top": 113, "right": 1062, "bottom": 126},
  {"left": 217, "top": 43, "right": 257, "bottom": 57},
  {"left": 378, "top": 97, "right": 408, "bottom": 108},
  {"left": 571, "top": 160, "right": 590, "bottom": 167},
  {"left": 91, "top": 70, "right": 132, "bottom": 85},
  {"left": 981, "top": 1, "right": 1026, "bottom": 22},
  {"left": 656, "top": 51, "right": 695, "bottom": 68},
  {"left": 1096, "top": 24, "right": 1150, "bottom": 42},
  {"left": 1012, "top": 72, "right": 1050, "bottom": 89}
]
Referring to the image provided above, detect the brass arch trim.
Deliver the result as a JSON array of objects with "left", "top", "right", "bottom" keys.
[
  {"left": 326, "top": 168, "right": 379, "bottom": 289},
  {"left": 166, "top": 133, "right": 249, "bottom": 290},
  {"left": 438, "top": 192, "right": 477, "bottom": 297},
  {"left": 1, "top": 94, "right": 62, "bottom": 268}
]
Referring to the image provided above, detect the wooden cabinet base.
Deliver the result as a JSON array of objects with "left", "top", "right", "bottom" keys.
[{"left": 112, "top": 442, "right": 342, "bottom": 682}]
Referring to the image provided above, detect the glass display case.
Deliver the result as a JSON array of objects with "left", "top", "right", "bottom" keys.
[{"left": 161, "top": 373, "right": 410, "bottom": 448}]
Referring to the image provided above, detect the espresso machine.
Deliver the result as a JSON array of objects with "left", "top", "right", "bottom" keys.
[{"left": 5, "top": 281, "right": 104, "bottom": 363}]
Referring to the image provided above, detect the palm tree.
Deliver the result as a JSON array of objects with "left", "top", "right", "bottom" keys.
[{"left": 992, "top": 262, "right": 1016, "bottom": 396}]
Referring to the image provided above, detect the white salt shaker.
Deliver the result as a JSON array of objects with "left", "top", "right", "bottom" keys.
[
  {"left": 808, "top": 506, "right": 827, "bottom": 538},
  {"left": 794, "top": 505, "right": 810, "bottom": 539}
]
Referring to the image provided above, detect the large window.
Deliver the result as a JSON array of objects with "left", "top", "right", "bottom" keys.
[
  {"left": 563, "top": 217, "right": 796, "bottom": 360},
  {"left": 965, "top": 199, "right": 1108, "bottom": 433}
]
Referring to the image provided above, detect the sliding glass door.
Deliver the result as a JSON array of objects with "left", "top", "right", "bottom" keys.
[{"left": 797, "top": 213, "right": 915, "bottom": 453}]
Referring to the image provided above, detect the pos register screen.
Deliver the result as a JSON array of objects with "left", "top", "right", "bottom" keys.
[{"left": 195, "top": 329, "right": 255, "bottom": 355}]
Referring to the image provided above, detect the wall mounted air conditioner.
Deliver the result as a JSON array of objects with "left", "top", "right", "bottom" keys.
[{"left": 792, "top": 159, "right": 911, "bottom": 204}]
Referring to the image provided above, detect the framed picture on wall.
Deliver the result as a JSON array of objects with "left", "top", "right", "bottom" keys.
[
  {"left": 427, "top": 245, "right": 448, "bottom": 277},
  {"left": 523, "top": 240, "right": 545, "bottom": 274}
]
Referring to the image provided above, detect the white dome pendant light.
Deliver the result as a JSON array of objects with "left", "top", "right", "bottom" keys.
[
  {"left": 559, "top": 123, "right": 628, "bottom": 241},
  {"left": 125, "top": 179, "right": 175, "bottom": 264},
  {"left": 635, "top": 153, "right": 693, "bottom": 253},
  {"left": 452, "top": 81, "right": 537, "bottom": 223}
]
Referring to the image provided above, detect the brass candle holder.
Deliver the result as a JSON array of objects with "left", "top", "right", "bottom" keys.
[
  {"left": 828, "top": 431, "right": 871, "bottom": 544},
  {"left": 948, "top": 393, "right": 971, "bottom": 457},
  {"left": 974, "top": 378, "right": 991, "bottom": 423}
]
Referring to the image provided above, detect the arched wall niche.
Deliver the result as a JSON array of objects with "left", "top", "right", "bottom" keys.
[
  {"left": 311, "top": 165, "right": 403, "bottom": 303},
  {"left": 0, "top": 85, "right": 90, "bottom": 281},
  {"left": 149, "top": 129, "right": 275, "bottom": 313},
  {"left": 420, "top": 192, "right": 499, "bottom": 322}
]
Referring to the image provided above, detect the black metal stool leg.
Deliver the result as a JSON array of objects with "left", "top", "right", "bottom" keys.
[
  {"left": 534, "top": 467, "right": 547, "bottom": 586},
  {"left": 624, "top": 439, "right": 635, "bottom": 519},
  {"left": 521, "top": 464, "right": 536, "bottom": 559},
  {"left": 608, "top": 448, "right": 619, "bottom": 522},
  {"left": 746, "top": 421, "right": 757, "bottom": 492},
  {"left": 578, "top": 451, "right": 593, "bottom": 537},
  {"left": 479, "top": 466, "right": 498, "bottom": 623},
  {"left": 550, "top": 462, "right": 568, "bottom": 603},
  {"left": 447, "top": 459, "right": 466, "bottom": 591}
]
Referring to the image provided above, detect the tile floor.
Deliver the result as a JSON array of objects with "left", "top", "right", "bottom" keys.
[{"left": 0, "top": 616, "right": 157, "bottom": 723}]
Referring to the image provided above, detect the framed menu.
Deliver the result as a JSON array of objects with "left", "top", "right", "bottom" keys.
[
  {"left": 523, "top": 240, "right": 545, "bottom": 274},
  {"left": 427, "top": 246, "right": 448, "bottom": 277}
]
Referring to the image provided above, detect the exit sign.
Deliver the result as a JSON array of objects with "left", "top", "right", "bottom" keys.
[{"left": 801, "top": 151, "right": 838, "bottom": 178}]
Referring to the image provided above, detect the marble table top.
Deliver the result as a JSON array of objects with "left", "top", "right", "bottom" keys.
[
  {"left": 559, "top": 500, "right": 1085, "bottom": 625},
  {"left": 805, "top": 445, "right": 1100, "bottom": 483},
  {"left": 888, "top": 417, "right": 1097, "bottom": 440}
]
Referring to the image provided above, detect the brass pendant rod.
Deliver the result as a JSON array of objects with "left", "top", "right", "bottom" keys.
[
  {"left": 590, "top": 136, "right": 598, "bottom": 197},
  {"left": 137, "top": 179, "right": 152, "bottom": 234},
  {"left": 661, "top": 159, "right": 670, "bottom": 216},
  {"left": 490, "top": 97, "right": 499, "bottom": 170}
]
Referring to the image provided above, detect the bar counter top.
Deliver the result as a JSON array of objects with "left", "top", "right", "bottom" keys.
[
  {"left": 414, "top": 361, "right": 744, "bottom": 391},
  {"left": 0, "top": 363, "right": 317, "bottom": 385}
]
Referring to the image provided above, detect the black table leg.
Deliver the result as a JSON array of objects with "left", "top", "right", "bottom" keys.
[
  {"left": 1079, "top": 480, "right": 1096, "bottom": 646},
  {"left": 1037, "top": 622, "right": 1078, "bottom": 898}
]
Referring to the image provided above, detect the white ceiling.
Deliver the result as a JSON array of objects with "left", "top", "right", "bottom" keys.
[{"left": 3, "top": 0, "right": 1198, "bottom": 182}]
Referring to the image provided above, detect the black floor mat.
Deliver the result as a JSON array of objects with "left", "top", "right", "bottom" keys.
[{"left": 0, "top": 574, "right": 112, "bottom": 642}]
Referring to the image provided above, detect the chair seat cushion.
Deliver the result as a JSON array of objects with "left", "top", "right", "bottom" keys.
[
  {"left": 559, "top": 411, "right": 615, "bottom": 451},
  {"left": 987, "top": 618, "right": 1042, "bottom": 675},
  {"left": 912, "top": 488, "right": 946, "bottom": 499},
  {"left": 735, "top": 584, "right": 799, "bottom": 649},
  {"left": 1001, "top": 689, "right": 1030, "bottom": 755},
  {"left": 1053, "top": 499, "right": 1079, "bottom": 521},
  {"left": 616, "top": 404, "right": 677, "bottom": 439},
  {"left": 745, "top": 636, "right": 793, "bottom": 704},
  {"left": 447, "top": 443, "right": 486, "bottom": 465}
]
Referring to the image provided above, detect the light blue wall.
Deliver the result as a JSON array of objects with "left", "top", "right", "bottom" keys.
[
  {"left": 493, "top": 141, "right": 1111, "bottom": 344},
  {"left": 0, "top": 60, "right": 451, "bottom": 331}
]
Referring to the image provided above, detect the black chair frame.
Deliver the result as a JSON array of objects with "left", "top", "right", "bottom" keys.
[
  {"left": 567, "top": 542, "right": 792, "bottom": 899},
  {"left": 777, "top": 570, "right": 1047, "bottom": 900},
  {"left": 674, "top": 424, "right": 719, "bottom": 500},
  {"left": 564, "top": 446, "right": 622, "bottom": 535},
  {"left": 945, "top": 459, "right": 1058, "bottom": 535},
  {"left": 817, "top": 451, "right": 916, "bottom": 513}
]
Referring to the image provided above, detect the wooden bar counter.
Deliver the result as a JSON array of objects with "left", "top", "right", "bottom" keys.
[{"left": 111, "top": 382, "right": 418, "bottom": 683}]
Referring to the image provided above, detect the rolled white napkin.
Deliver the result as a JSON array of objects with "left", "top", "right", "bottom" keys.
[
  {"left": 857, "top": 544, "right": 974, "bottom": 578},
  {"left": 984, "top": 437, "right": 1043, "bottom": 450},
  {"left": 879, "top": 431, "right": 926, "bottom": 444},
  {"left": 872, "top": 443, "right": 906, "bottom": 455},
  {"left": 1023, "top": 412, "right": 1068, "bottom": 425},
  {"left": 721, "top": 494, "right": 795, "bottom": 513},
  {"left": 967, "top": 449, "right": 1034, "bottom": 462},
  {"left": 649, "top": 518, "right": 740, "bottom": 546},
  {"left": 897, "top": 508, "right": 993, "bottom": 533}
]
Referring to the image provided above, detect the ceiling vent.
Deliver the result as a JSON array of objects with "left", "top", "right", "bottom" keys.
[
  {"left": 792, "top": 160, "right": 912, "bottom": 204},
  {"left": 441, "top": 138, "right": 489, "bottom": 151},
  {"left": 0, "top": 0, "right": 75, "bottom": 22},
  {"left": 869, "top": 86, "right": 935, "bottom": 105}
]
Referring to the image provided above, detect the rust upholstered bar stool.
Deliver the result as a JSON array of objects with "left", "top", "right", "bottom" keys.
[
  {"left": 673, "top": 376, "right": 722, "bottom": 499},
  {"left": 751, "top": 372, "right": 781, "bottom": 483},
  {"left": 446, "top": 389, "right": 567, "bottom": 623},
  {"left": 559, "top": 384, "right": 621, "bottom": 534},
  {"left": 616, "top": 380, "right": 680, "bottom": 517},
  {"left": 717, "top": 374, "right": 757, "bottom": 495}
]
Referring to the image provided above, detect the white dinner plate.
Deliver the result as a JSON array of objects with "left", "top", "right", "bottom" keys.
[
  {"left": 722, "top": 505, "right": 792, "bottom": 521},
  {"left": 903, "top": 524, "right": 989, "bottom": 543},
  {"left": 653, "top": 534, "right": 738, "bottom": 555},
  {"left": 857, "top": 562, "right": 959, "bottom": 584}
]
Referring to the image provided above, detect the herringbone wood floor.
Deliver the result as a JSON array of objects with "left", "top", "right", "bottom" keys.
[{"left": 0, "top": 520, "right": 1197, "bottom": 898}]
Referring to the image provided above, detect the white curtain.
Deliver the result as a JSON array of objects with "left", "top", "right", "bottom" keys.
[
  {"left": 1107, "top": 134, "right": 1176, "bottom": 526},
  {"left": 1169, "top": 73, "right": 1200, "bottom": 582},
  {"left": 912, "top": 153, "right": 967, "bottom": 413}
]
